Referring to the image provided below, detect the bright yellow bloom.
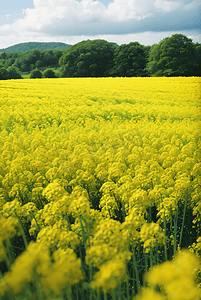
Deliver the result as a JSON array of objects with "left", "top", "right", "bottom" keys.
[
  {"left": 42, "top": 181, "right": 68, "bottom": 202},
  {"left": 40, "top": 248, "right": 83, "bottom": 294},
  {"left": 0, "top": 214, "right": 19, "bottom": 262},
  {"left": 90, "top": 258, "right": 126, "bottom": 293},
  {"left": 1, "top": 242, "right": 50, "bottom": 294},
  {"left": 147, "top": 250, "right": 201, "bottom": 300},
  {"left": 140, "top": 222, "right": 166, "bottom": 253},
  {"left": 133, "top": 288, "right": 164, "bottom": 300}
]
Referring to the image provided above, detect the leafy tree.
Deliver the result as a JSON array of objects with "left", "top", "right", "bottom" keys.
[
  {"left": 26, "top": 50, "right": 41, "bottom": 67},
  {"left": 4, "top": 58, "right": 16, "bottom": 69},
  {"left": 43, "top": 52, "right": 53, "bottom": 67},
  {"left": 13, "top": 58, "right": 21, "bottom": 69},
  {"left": 43, "top": 69, "right": 57, "bottom": 78},
  {"left": 146, "top": 34, "right": 197, "bottom": 76},
  {"left": 194, "top": 43, "right": 201, "bottom": 76},
  {"left": 53, "top": 50, "right": 63, "bottom": 67},
  {"left": 35, "top": 60, "right": 44, "bottom": 68},
  {"left": 21, "top": 63, "right": 30, "bottom": 72},
  {"left": 0, "top": 52, "right": 7, "bottom": 60},
  {"left": 0, "top": 67, "right": 9, "bottom": 80},
  {"left": 111, "top": 42, "right": 148, "bottom": 77},
  {"left": 30, "top": 69, "right": 42, "bottom": 79},
  {"left": 7, "top": 66, "right": 22, "bottom": 79},
  {"left": 60, "top": 40, "right": 116, "bottom": 77}
]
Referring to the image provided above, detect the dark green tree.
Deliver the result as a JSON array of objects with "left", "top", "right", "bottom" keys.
[
  {"left": 7, "top": 66, "right": 22, "bottom": 79},
  {"left": 0, "top": 52, "right": 7, "bottom": 60},
  {"left": 43, "top": 51, "right": 53, "bottom": 67},
  {"left": 21, "top": 62, "right": 30, "bottom": 72},
  {"left": 43, "top": 69, "right": 57, "bottom": 78},
  {"left": 146, "top": 34, "right": 197, "bottom": 76},
  {"left": 0, "top": 67, "right": 9, "bottom": 80},
  {"left": 4, "top": 57, "right": 16, "bottom": 68},
  {"left": 26, "top": 50, "right": 41, "bottom": 66},
  {"left": 194, "top": 43, "right": 201, "bottom": 76},
  {"left": 60, "top": 40, "right": 116, "bottom": 77},
  {"left": 30, "top": 69, "right": 42, "bottom": 79},
  {"left": 35, "top": 60, "right": 44, "bottom": 68},
  {"left": 13, "top": 58, "right": 21, "bottom": 69},
  {"left": 53, "top": 50, "right": 63, "bottom": 67},
  {"left": 110, "top": 42, "right": 148, "bottom": 77}
]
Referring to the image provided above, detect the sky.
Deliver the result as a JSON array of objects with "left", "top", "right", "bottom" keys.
[{"left": 0, "top": 0, "right": 201, "bottom": 49}]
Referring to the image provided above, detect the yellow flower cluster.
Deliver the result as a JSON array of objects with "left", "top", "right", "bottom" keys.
[
  {"left": 135, "top": 250, "right": 201, "bottom": 300},
  {"left": 0, "top": 241, "right": 83, "bottom": 296},
  {"left": 140, "top": 222, "right": 166, "bottom": 253},
  {"left": 0, "top": 77, "right": 200, "bottom": 298},
  {"left": 90, "top": 258, "right": 127, "bottom": 293},
  {"left": 0, "top": 214, "right": 19, "bottom": 262},
  {"left": 86, "top": 218, "right": 131, "bottom": 268}
]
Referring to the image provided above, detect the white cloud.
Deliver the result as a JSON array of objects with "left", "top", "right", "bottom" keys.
[
  {"left": 106, "top": 0, "right": 154, "bottom": 21},
  {"left": 5, "top": 14, "right": 11, "bottom": 20},
  {"left": 154, "top": 0, "right": 181, "bottom": 12},
  {"left": 183, "top": 0, "right": 201, "bottom": 9},
  {"left": 0, "top": 0, "right": 200, "bottom": 48}
]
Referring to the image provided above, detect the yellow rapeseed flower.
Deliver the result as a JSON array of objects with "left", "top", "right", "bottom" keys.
[
  {"left": 90, "top": 258, "right": 126, "bottom": 293},
  {"left": 147, "top": 250, "right": 201, "bottom": 300}
]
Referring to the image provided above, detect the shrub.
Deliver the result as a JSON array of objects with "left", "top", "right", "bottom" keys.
[
  {"left": 30, "top": 69, "right": 42, "bottom": 79},
  {"left": 43, "top": 69, "right": 57, "bottom": 78}
]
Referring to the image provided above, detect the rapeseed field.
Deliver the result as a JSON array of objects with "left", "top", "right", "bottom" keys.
[{"left": 0, "top": 77, "right": 201, "bottom": 300}]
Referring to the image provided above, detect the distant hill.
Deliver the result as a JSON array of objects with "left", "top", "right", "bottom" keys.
[{"left": 0, "top": 42, "right": 71, "bottom": 53}]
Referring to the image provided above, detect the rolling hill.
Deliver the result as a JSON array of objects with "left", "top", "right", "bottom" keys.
[{"left": 0, "top": 42, "right": 71, "bottom": 53}]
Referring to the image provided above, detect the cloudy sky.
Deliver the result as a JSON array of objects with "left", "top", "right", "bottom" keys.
[{"left": 0, "top": 0, "right": 201, "bottom": 49}]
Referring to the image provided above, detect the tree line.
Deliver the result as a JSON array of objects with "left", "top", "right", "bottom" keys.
[{"left": 0, "top": 34, "right": 200, "bottom": 80}]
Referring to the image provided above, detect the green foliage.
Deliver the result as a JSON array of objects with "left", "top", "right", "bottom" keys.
[
  {"left": 0, "top": 67, "right": 9, "bottom": 80},
  {"left": 30, "top": 69, "right": 43, "bottom": 79},
  {"left": 7, "top": 66, "right": 22, "bottom": 79},
  {"left": 0, "top": 42, "right": 71, "bottom": 53},
  {"left": 0, "top": 49, "right": 64, "bottom": 73},
  {"left": 0, "top": 35, "right": 200, "bottom": 78},
  {"left": 146, "top": 34, "right": 198, "bottom": 76},
  {"left": 43, "top": 69, "right": 57, "bottom": 78},
  {"left": 111, "top": 42, "right": 149, "bottom": 77},
  {"left": 60, "top": 39, "right": 116, "bottom": 77},
  {"left": 194, "top": 43, "right": 201, "bottom": 76}
]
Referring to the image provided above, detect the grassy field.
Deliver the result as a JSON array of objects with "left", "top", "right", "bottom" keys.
[{"left": 0, "top": 77, "right": 201, "bottom": 300}]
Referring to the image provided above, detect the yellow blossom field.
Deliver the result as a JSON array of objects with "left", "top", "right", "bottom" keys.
[{"left": 0, "top": 77, "right": 201, "bottom": 300}]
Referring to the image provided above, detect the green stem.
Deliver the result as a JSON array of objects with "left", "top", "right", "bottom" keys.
[
  {"left": 5, "top": 238, "right": 15, "bottom": 266},
  {"left": 33, "top": 267, "right": 44, "bottom": 300},
  {"left": 144, "top": 254, "right": 148, "bottom": 286},
  {"left": 89, "top": 265, "right": 93, "bottom": 300},
  {"left": 118, "top": 284, "right": 122, "bottom": 300},
  {"left": 97, "top": 290, "right": 101, "bottom": 300},
  {"left": 112, "top": 290, "right": 116, "bottom": 300},
  {"left": 79, "top": 216, "right": 87, "bottom": 248},
  {"left": 163, "top": 212, "right": 168, "bottom": 261},
  {"left": 156, "top": 245, "right": 159, "bottom": 264},
  {"left": 133, "top": 251, "right": 140, "bottom": 294},
  {"left": 126, "top": 265, "right": 129, "bottom": 299},
  {"left": 173, "top": 213, "right": 178, "bottom": 257},
  {"left": 179, "top": 188, "right": 188, "bottom": 249},
  {"left": 148, "top": 206, "right": 152, "bottom": 223},
  {"left": 76, "top": 284, "right": 79, "bottom": 300},
  {"left": 65, "top": 284, "right": 72, "bottom": 300},
  {"left": 2, "top": 245, "right": 12, "bottom": 271},
  {"left": 150, "top": 247, "right": 153, "bottom": 268}
]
